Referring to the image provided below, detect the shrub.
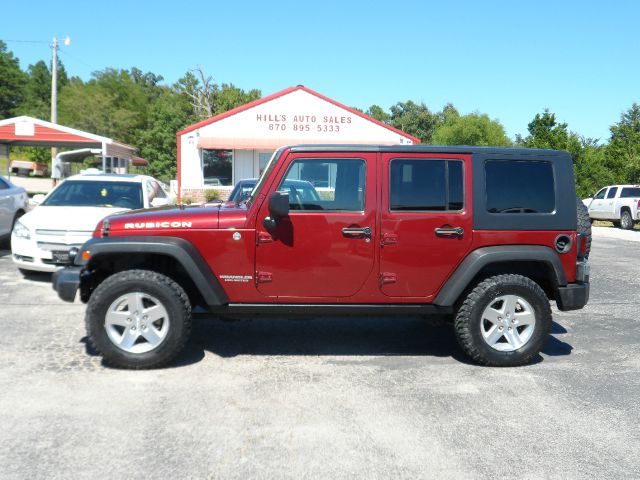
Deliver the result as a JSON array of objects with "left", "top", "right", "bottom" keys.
[{"left": 204, "top": 189, "right": 220, "bottom": 202}]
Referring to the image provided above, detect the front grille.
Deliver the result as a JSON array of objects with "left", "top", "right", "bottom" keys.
[
  {"left": 37, "top": 242, "right": 83, "bottom": 251},
  {"left": 35, "top": 229, "right": 93, "bottom": 236}
]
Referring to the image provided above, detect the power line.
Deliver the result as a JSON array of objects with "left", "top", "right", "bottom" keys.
[
  {"left": 2, "top": 38, "right": 49, "bottom": 44},
  {"left": 57, "top": 49, "right": 97, "bottom": 71}
]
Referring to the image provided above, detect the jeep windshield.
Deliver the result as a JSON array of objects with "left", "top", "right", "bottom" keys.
[{"left": 41, "top": 180, "right": 144, "bottom": 209}]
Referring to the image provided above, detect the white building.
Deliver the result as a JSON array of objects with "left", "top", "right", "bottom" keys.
[{"left": 176, "top": 86, "right": 419, "bottom": 200}]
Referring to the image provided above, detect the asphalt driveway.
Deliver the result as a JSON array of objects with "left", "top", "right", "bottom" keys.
[{"left": 0, "top": 233, "right": 638, "bottom": 479}]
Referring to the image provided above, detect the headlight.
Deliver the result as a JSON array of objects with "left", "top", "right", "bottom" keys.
[{"left": 12, "top": 219, "right": 30, "bottom": 240}]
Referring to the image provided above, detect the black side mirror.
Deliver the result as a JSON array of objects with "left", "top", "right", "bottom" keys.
[
  {"left": 263, "top": 191, "right": 289, "bottom": 230},
  {"left": 269, "top": 191, "right": 290, "bottom": 218}
]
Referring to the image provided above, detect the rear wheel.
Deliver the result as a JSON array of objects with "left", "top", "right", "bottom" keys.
[
  {"left": 454, "top": 274, "right": 552, "bottom": 367},
  {"left": 86, "top": 270, "right": 192, "bottom": 369},
  {"left": 620, "top": 210, "right": 633, "bottom": 230}
]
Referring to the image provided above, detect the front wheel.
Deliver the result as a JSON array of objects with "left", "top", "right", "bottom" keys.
[
  {"left": 620, "top": 210, "right": 633, "bottom": 230},
  {"left": 454, "top": 274, "right": 552, "bottom": 367},
  {"left": 85, "top": 270, "right": 192, "bottom": 369}
]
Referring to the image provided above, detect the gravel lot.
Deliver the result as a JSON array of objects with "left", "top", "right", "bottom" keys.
[{"left": 0, "top": 234, "right": 638, "bottom": 479}]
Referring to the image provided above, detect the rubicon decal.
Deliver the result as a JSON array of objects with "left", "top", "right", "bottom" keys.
[{"left": 124, "top": 221, "right": 193, "bottom": 229}]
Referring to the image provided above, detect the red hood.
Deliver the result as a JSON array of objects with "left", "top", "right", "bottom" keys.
[
  {"left": 97, "top": 205, "right": 220, "bottom": 236},
  {"left": 95, "top": 203, "right": 250, "bottom": 237}
]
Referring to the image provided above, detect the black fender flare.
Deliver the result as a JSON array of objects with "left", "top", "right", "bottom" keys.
[
  {"left": 75, "top": 236, "right": 229, "bottom": 307},
  {"left": 433, "top": 245, "right": 567, "bottom": 306}
]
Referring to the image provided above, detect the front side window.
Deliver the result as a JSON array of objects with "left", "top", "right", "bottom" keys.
[
  {"left": 389, "top": 159, "right": 464, "bottom": 211},
  {"left": 606, "top": 187, "right": 618, "bottom": 199},
  {"left": 202, "top": 149, "right": 232, "bottom": 186},
  {"left": 278, "top": 159, "right": 365, "bottom": 211},
  {"left": 485, "top": 160, "right": 555, "bottom": 214},
  {"left": 594, "top": 188, "right": 607, "bottom": 200}
]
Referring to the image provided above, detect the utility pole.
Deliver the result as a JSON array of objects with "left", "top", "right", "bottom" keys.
[
  {"left": 51, "top": 36, "right": 58, "bottom": 125},
  {"left": 51, "top": 36, "right": 58, "bottom": 186}
]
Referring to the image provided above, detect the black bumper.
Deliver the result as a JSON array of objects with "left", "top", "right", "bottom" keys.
[
  {"left": 556, "top": 282, "right": 590, "bottom": 311},
  {"left": 52, "top": 267, "right": 81, "bottom": 303}
]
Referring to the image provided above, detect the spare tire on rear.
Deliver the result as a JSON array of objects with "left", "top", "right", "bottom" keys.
[{"left": 576, "top": 196, "right": 592, "bottom": 258}]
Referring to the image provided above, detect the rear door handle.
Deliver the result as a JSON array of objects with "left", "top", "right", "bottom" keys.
[
  {"left": 435, "top": 227, "right": 464, "bottom": 238},
  {"left": 342, "top": 226, "right": 371, "bottom": 239}
]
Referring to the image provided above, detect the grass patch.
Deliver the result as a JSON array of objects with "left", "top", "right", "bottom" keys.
[{"left": 593, "top": 219, "right": 640, "bottom": 231}]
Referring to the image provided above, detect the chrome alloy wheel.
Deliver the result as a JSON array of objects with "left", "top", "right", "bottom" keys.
[
  {"left": 480, "top": 294, "right": 536, "bottom": 352},
  {"left": 104, "top": 292, "right": 170, "bottom": 353}
]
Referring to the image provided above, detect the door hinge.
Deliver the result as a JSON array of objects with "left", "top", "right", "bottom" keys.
[
  {"left": 381, "top": 232, "right": 398, "bottom": 246},
  {"left": 256, "top": 271, "right": 272, "bottom": 284},
  {"left": 380, "top": 272, "right": 397, "bottom": 284},
  {"left": 257, "top": 231, "right": 273, "bottom": 244}
]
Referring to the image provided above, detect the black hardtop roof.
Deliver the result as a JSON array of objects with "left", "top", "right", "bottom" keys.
[{"left": 287, "top": 144, "right": 570, "bottom": 157}]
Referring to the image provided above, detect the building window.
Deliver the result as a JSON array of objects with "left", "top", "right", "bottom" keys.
[{"left": 202, "top": 149, "right": 232, "bottom": 186}]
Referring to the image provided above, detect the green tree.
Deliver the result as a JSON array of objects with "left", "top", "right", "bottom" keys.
[
  {"left": 432, "top": 113, "right": 512, "bottom": 146},
  {"left": 573, "top": 141, "right": 615, "bottom": 198},
  {"left": 16, "top": 59, "right": 68, "bottom": 119},
  {"left": 389, "top": 101, "right": 442, "bottom": 143},
  {"left": 607, "top": 103, "right": 640, "bottom": 183},
  {"left": 177, "top": 68, "right": 261, "bottom": 120},
  {"left": 365, "top": 104, "right": 390, "bottom": 123},
  {"left": 137, "top": 89, "right": 195, "bottom": 180},
  {"left": 215, "top": 83, "right": 261, "bottom": 115},
  {"left": 0, "top": 41, "right": 27, "bottom": 118},
  {"left": 59, "top": 67, "right": 164, "bottom": 146},
  {"left": 522, "top": 109, "right": 570, "bottom": 150}
]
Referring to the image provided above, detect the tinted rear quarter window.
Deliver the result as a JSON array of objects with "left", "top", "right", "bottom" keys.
[
  {"left": 485, "top": 160, "right": 555, "bottom": 213},
  {"left": 621, "top": 187, "right": 640, "bottom": 198}
]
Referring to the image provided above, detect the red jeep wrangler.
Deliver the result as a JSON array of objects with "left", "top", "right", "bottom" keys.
[{"left": 53, "top": 145, "right": 591, "bottom": 368}]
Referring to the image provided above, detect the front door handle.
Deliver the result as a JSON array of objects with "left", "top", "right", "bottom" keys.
[
  {"left": 435, "top": 226, "right": 464, "bottom": 238},
  {"left": 342, "top": 226, "right": 371, "bottom": 239}
]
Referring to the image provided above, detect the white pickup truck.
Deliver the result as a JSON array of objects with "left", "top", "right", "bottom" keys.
[{"left": 587, "top": 185, "right": 640, "bottom": 229}]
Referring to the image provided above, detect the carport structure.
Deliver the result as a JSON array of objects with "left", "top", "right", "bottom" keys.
[{"left": 0, "top": 116, "right": 141, "bottom": 179}]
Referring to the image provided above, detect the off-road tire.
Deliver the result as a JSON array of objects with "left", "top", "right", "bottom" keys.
[
  {"left": 576, "top": 196, "right": 591, "bottom": 258},
  {"left": 454, "top": 274, "right": 552, "bottom": 367},
  {"left": 86, "top": 269, "right": 192, "bottom": 369},
  {"left": 620, "top": 210, "right": 633, "bottom": 230}
]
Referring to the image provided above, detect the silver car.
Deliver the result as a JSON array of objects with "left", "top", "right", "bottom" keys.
[{"left": 0, "top": 175, "right": 29, "bottom": 246}]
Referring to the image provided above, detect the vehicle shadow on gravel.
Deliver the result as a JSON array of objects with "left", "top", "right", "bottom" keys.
[
  {"left": 164, "top": 317, "right": 573, "bottom": 368},
  {"left": 18, "top": 271, "right": 53, "bottom": 283},
  {"left": 80, "top": 317, "right": 572, "bottom": 369}
]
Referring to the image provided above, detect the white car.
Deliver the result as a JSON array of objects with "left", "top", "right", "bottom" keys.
[
  {"left": 0, "top": 175, "right": 29, "bottom": 246},
  {"left": 11, "top": 173, "right": 169, "bottom": 273}
]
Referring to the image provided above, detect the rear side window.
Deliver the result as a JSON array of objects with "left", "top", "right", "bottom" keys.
[
  {"left": 390, "top": 159, "right": 464, "bottom": 211},
  {"left": 485, "top": 160, "right": 555, "bottom": 213},
  {"left": 606, "top": 187, "right": 618, "bottom": 199},
  {"left": 621, "top": 187, "right": 640, "bottom": 198}
]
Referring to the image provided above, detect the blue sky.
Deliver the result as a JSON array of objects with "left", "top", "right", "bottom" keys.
[{"left": 3, "top": 0, "right": 639, "bottom": 142}]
